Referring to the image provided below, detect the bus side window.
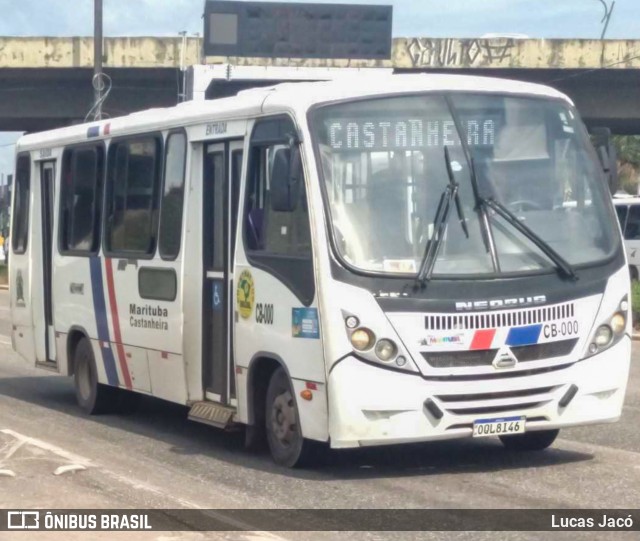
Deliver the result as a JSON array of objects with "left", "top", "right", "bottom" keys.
[
  {"left": 60, "top": 145, "right": 104, "bottom": 254},
  {"left": 158, "top": 132, "right": 187, "bottom": 260},
  {"left": 615, "top": 204, "right": 629, "bottom": 236},
  {"left": 244, "top": 117, "right": 314, "bottom": 305},
  {"left": 625, "top": 205, "right": 640, "bottom": 240},
  {"left": 12, "top": 154, "right": 31, "bottom": 254},
  {"left": 105, "top": 136, "right": 162, "bottom": 256}
]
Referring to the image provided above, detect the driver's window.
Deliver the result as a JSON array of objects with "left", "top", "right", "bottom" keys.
[
  {"left": 244, "top": 143, "right": 310, "bottom": 256},
  {"left": 243, "top": 116, "right": 314, "bottom": 304}
]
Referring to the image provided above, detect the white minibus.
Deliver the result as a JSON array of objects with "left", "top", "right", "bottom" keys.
[{"left": 10, "top": 74, "right": 631, "bottom": 466}]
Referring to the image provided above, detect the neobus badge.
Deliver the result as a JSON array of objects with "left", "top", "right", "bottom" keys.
[{"left": 455, "top": 295, "right": 547, "bottom": 311}]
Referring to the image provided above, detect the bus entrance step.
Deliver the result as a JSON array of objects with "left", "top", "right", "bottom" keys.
[
  {"left": 188, "top": 401, "right": 236, "bottom": 429},
  {"left": 35, "top": 360, "right": 59, "bottom": 373}
]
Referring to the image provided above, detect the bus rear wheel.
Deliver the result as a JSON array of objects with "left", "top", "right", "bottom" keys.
[
  {"left": 265, "top": 368, "right": 316, "bottom": 468},
  {"left": 73, "top": 337, "right": 114, "bottom": 415},
  {"left": 499, "top": 429, "right": 559, "bottom": 451}
]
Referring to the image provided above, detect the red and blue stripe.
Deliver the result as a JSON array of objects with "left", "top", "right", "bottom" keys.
[
  {"left": 470, "top": 324, "right": 543, "bottom": 350},
  {"left": 506, "top": 324, "right": 542, "bottom": 347},
  {"left": 87, "top": 123, "right": 111, "bottom": 138},
  {"left": 89, "top": 257, "right": 132, "bottom": 389}
]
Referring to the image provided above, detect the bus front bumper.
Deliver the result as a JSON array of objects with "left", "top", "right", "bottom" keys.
[{"left": 327, "top": 337, "right": 631, "bottom": 449}]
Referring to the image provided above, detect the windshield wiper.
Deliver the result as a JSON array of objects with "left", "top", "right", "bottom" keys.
[
  {"left": 415, "top": 147, "right": 469, "bottom": 286},
  {"left": 443, "top": 95, "right": 576, "bottom": 280},
  {"left": 444, "top": 95, "right": 500, "bottom": 273},
  {"left": 484, "top": 198, "right": 578, "bottom": 280},
  {"left": 445, "top": 146, "right": 470, "bottom": 240}
]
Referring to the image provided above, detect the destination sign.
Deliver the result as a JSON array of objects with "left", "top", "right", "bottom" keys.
[{"left": 325, "top": 118, "right": 496, "bottom": 152}]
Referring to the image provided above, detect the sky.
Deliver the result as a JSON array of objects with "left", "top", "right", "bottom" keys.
[{"left": 0, "top": 0, "right": 638, "bottom": 175}]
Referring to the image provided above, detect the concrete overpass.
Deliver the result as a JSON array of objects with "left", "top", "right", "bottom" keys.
[
  {"left": 1, "top": 36, "right": 639, "bottom": 133},
  {"left": 0, "top": 37, "right": 201, "bottom": 131}
]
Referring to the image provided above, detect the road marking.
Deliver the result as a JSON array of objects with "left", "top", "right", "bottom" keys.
[
  {"left": 100, "top": 470, "right": 290, "bottom": 540},
  {"left": 100, "top": 469, "right": 201, "bottom": 509},
  {"left": 0, "top": 429, "right": 92, "bottom": 466},
  {"left": 54, "top": 464, "right": 87, "bottom": 476},
  {"left": 0, "top": 438, "right": 25, "bottom": 464}
]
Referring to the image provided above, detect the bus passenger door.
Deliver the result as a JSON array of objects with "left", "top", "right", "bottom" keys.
[
  {"left": 202, "top": 140, "right": 243, "bottom": 405},
  {"left": 38, "top": 160, "right": 56, "bottom": 366}
]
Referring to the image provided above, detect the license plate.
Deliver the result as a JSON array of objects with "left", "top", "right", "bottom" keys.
[{"left": 472, "top": 416, "right": 525, "bottom": 438}]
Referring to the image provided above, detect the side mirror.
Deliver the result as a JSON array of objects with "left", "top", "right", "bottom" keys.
[
  {"left": 270, "top": 146, "right": 302, "bottom": 212},
  {"left": 590, "top": 127, "right": 618, "bottom": 195}
]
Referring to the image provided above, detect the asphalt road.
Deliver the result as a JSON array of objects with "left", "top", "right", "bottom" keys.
[{"left": 0, "top": 288, "right": 638, "bottom": 541}]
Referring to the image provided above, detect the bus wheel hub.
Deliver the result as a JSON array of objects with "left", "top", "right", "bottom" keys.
[{"left": 272, "top": 391, "right": 296, "bottom": 444}]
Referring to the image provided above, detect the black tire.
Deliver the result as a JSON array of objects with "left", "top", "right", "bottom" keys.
[
  {"left": 629, "top": 266, "right": 638, "bottom": 282},
  {"left": 500, "top": 429, "right": 559, "bottom": 451},
  {"left": 265, "top": 368, "right": 316, "bottom": 468},
  {"left": 73, "top": 337, "right": 115, "bottom": 415}
]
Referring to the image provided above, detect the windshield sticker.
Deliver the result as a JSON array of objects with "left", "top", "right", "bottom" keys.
[
  {"left": 237, "top": 270, "right": 255, "bottom": 320},
  {"left": 292, "top": 308, "right": 320, "bottom": 339},
  {"left": 383, "top": 259, "right": 417, "bottom": 273},
  {"left": 326, "top": 118, "right": 496, "bottom": 152}
]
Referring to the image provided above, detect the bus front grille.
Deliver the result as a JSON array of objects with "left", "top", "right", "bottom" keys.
[
  {"left": 424, "top": 302, "right": 575, "bottom": 331},
  {"left": 421, "top": 338, "right": 578, "bottom": 368},
  {"left": 509, "top": 338, "right": 578, "bottom": 362},
  {"left": 421, "top": 349, "right": 497, "bottom": 368},
  {"left": 434, "top": 386, "right": 561, "bottom": 417}
]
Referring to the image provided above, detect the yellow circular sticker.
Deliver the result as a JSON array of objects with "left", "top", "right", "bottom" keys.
[{"left": 237, "top": 270, "right": 255, "bottom": 319}]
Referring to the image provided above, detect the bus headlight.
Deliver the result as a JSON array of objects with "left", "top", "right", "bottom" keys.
[
  {"left": 345, "top": 315, "right": 359, "bottom": 329},
  {"left": 375, "top": 339, "right": 397, "bottom": 361},
  {"left": 341, "top": 310, "right": 419, "bottom": 373},
  {"left": 586, "top": 296, "right": 628, "bottom": 358},
  {"left": 610, "top": 313, "right": 626, "bottom": 335},
  {"left": 351, "top": 328, "right": 375, "bottom": 351},
  {"left": 594, "top": 325, "right": 613, "bottom": 347}
]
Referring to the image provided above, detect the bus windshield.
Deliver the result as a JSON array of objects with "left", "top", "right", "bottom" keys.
[{"left": 310, "top": 93, "right": 619, "bottom": 277}]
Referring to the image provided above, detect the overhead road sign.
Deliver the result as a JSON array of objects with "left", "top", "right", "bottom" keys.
[{"left": 203, "top": 0, "right": 393, "bottom": 60}]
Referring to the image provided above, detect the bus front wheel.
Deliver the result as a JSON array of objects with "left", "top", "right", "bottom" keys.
[
  {"left": 73, "top": 337, "right": 114, "bottom": 415},
  {"left": 265, "top": 368, "right": 316, "bottom": 467},
  {"left": 499, "top": 429, "right": 559, "bottom": 451}
]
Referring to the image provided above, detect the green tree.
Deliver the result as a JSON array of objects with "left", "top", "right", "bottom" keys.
[{"left": 613, "top": 135, "right": 640, "bottom": 194}]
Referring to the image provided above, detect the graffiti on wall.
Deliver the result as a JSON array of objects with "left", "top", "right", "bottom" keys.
[{"left": 406, "top": 38, "right": 516, "bottom": 68}]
